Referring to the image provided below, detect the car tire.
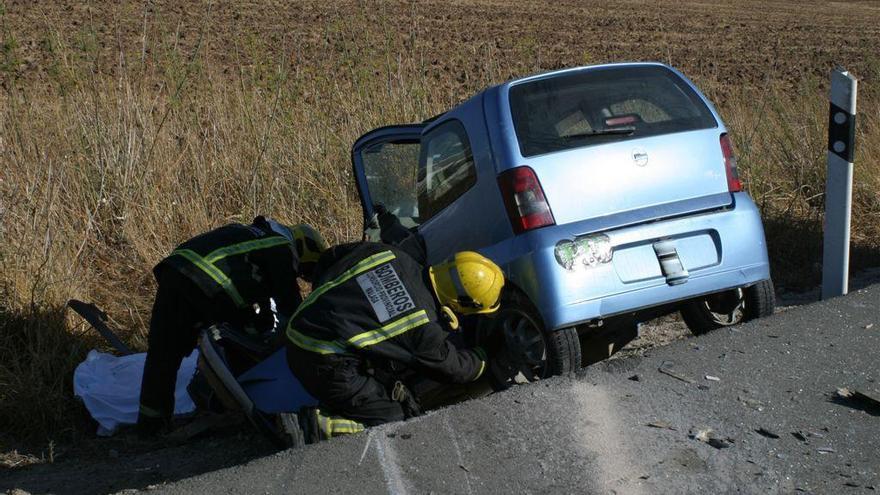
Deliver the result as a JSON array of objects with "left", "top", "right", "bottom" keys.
[
  {"left": 546, "top": 326, "right": 581, "bottom": 375},
  {"left": 743, "top": 278, "right": 776, "bottom": 320},
  {"left": 481, "top": 290, "right": 581, "bottom": 388},
  {"left": 681, "top": 279, "right": 776, "bottom": 335}
]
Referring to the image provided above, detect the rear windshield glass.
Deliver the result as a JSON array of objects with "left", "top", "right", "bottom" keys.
[{"left": 509, "top": 66, "right": 717, "bottom": 157}]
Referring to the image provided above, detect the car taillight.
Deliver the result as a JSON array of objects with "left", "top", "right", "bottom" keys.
[
  {"left": 497, "top": 166, "right": 555, "bottom": 234},
  {"left": 720, "top": 133, "right": 742, "bottom": 192}
]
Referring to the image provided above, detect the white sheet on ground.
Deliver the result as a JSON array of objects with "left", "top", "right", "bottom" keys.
[{"left": 73, "top": 350, "right": 198, "bottom": 436}]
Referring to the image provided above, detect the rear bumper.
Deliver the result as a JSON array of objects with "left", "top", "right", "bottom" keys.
[
  {"left": 540, "top": 261, "right": 768, "bottom": 330},
  {"left": 482, "top": 193, "right": 771, "bottom": 331}
]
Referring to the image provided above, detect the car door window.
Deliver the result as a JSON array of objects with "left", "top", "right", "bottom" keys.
[
  {"left": 362, "top": 139, "right": 421, "bottom": 226},
  {"left": 417, "top": 120, "right": 477, "bottom": 221}
]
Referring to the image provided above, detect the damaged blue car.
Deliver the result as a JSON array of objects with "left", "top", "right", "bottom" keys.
[{"left": 352, "top": 62, "right": 775, "bottom": 381}]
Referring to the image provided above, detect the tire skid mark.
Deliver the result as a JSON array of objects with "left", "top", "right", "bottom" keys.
[
  {"left": 375, "top": 424, "right": 408, "bottom": 495},
  {"left": 571, "top": 382, "right": 646, "bottom": 495},
  {"left": 358, "top": 430, "right": 374, "bottom": 466}
]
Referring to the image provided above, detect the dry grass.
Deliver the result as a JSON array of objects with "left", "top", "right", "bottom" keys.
[
  {"left": 717, "top": 81, "right": 880, "bottom": 287},
  {"left": 1, "top": 0, "right": 879, "bottom": 446}
]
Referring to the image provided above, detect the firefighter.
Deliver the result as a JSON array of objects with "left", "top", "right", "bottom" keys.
[
  {"left": 137, "top": 216, "right": 327, "bottom": 435},
  {"left": 285, "top": 242, "right": 504, "bottom": 442}
]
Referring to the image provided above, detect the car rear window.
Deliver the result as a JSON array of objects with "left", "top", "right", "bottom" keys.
[{"left": 509, "top": 65, "right": 717, "bottom": 157}]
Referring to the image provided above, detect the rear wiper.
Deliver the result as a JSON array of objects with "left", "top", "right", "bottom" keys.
[{"left": 562, "top": 126, "right": 636, "bottom": 139}]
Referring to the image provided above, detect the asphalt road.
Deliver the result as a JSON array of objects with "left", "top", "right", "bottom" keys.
[{"left": 154, "top": 284, "right": 880, "bottom": 495}]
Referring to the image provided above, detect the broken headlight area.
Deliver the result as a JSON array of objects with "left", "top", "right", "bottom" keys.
[{"left": 554, "top": 234, "right": 613, "bottom": 271}]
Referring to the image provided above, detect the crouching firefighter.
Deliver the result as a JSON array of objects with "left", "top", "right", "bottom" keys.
[
  {"left": 285, "top": 242, "right": 504, "bottom": 442},
  {"left": 138, "top": 217, "right": 327, "bottom": 435}
]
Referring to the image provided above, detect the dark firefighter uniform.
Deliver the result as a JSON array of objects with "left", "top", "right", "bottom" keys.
[
  {"left": 139, "top": 218, "right": 302, "bottom": 432},
  {"left": 285, "top": 242, "right": 487, "bottom": 434}
]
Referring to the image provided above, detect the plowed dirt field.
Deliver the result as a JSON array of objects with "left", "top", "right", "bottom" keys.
[{"left": 3, "top": 0, "right": 880, "bottom": 94}]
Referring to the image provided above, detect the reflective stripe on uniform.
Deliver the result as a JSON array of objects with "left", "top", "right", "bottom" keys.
[
  {"left": 292, "top": 250, "right": 396, "bottom": 319},
  {"left": 171, "top": 236, "right": 290, "bottom": 308},
  {"left": 326, "top": 418, "right": 365, "bottom": 434},
  {"left": 204, "top": 236, "right": 290, "bottom": 263},
  {"left": 347, "top": 310, "right": 430, "bottom": 349},
  {"left": 172, "top": 249, "right": 246, "bottom": 306},
  {"left": 288, "top": 310, "right": 429, "bottom": 355},
  {"left": 471, "top": 346, "right": 487, "bottom": 381},
  {"left": 473, "top": 359, "right": 486, "bottom": 381},
  {"left": 287, "top": 328, "right": 348, "bottom": 355},
  {"left": 286, "top": 251, "right": 432, "bottom": 355},
  {"left": 286, "top": 250, "right": 397, "bottom": 348},
  {"left": 316, "top": 409, "right": 365, "bottom": 438}
]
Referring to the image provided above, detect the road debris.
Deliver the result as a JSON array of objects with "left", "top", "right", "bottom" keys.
[
  {"left": 835, "top": 387, "right": 880, "bottom": 415},
  {"left": 705, "top": 375, "right": 721, "bottom": 382},
  {"left": 865, "top": 323, "right": 874, "bottom": 330},
  {"left": 755, "top": 428, "right": 779, "bottom": 439},
  {"left": 706, "top": 437, "right": 733, "bottom": 449},
  {"left": 689, "top": 427, "right": 733, "bottom": 449},
  {"left": 737, "top": 395, "right": 764, "bottom": 411},
  {"left": 646, "top": 420, "right": 677, "bottom": 431},
  {"left": 658, "top": 361, "right": 695, "bottom": 384}
]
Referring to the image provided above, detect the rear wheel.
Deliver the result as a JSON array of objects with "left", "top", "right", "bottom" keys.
[
  {"left": 681, "top": 279, "right": 775, "bottom": 335},
  {"left": 483, "top": 291, "right": 581, "bottom": 388}
]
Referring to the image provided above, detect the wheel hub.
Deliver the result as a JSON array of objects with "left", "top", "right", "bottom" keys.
[
  {"left": 704, "top": 288, "right": 745, "bottom": 325},
  {"left": 498, "top": 309, "right": 548, "bottom": 382}
]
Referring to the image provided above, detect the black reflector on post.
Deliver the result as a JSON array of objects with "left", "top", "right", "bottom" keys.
[{"left": 827, "top": 103, "right": 856, "bottom": 162}]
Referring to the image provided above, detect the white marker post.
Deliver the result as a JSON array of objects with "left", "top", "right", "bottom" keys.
[{"left": 821, "top": 68, "right": 857, "bottom": 300}]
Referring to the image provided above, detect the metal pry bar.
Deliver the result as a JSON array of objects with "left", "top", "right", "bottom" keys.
[{"left": 67, "top": 299, "right": 134, "bottom": 355}]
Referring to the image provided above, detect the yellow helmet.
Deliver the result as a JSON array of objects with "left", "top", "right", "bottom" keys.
[
  {"left": 258, "top": 218, "right": 327, "bottom": 279},
  {"left": 291, "top": 224, "right": 327, "bottom": 264},
  {"left": 429, "top": 251, "right": 504, "bottom": 316}
]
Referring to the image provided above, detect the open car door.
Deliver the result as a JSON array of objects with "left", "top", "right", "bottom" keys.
[{"left": 351, "top": 124, "right": 425, "bottom": 237}]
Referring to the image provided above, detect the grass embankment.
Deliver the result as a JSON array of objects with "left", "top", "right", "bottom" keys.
[{"left": 1, "top": 2, "right": 879, "bottom": 450}]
